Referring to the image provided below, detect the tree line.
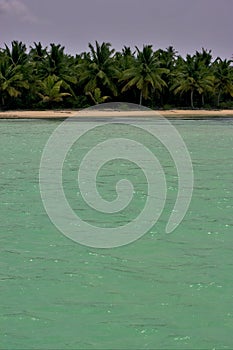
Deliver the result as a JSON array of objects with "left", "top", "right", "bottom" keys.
[{"left": 0, "top": 40, "right": 233, "bottom": 110}]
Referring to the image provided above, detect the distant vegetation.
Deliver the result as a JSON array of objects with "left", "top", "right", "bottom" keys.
[{"left": 0, "top": 40, "right": 233, "bottom": 110}]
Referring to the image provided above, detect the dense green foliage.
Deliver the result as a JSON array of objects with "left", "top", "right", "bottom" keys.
[{"left": 0, "top": 41, "right": 232, "bottom": 110}]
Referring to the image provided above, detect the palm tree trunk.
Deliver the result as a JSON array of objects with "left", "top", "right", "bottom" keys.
[
  {"left": 191, "top": 90, "right": 194, "bottom": 109},
  {"left": 202, "top": 94, "right": 205, "bottom": 107},
  {"left": 1, "top": 95, "right": 5, "bottom": 108},
  {"left": 160, "top": 90, "right": 164, "bottom": 107},
  {"left": 139, "top": 90, "right": 143, "bottom": 105},
  {"left": 217, "top": 91, "right": 221, "bottom": 107}
]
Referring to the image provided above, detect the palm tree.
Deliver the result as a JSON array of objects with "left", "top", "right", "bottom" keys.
[
  {"left": 213, "top": 58, "right": 233, "bottom": 106},
  {"left": 195, "top": 48, "right": 212, "bottom": 68},
  {"left": 3, "top": 40, "right": 31, "bottom": 85},
  {"left": 29, "top": 42, "right": 48, "bottom": 62},
  {"left": 171, "top": 54, "right": 214, "bottom": 108},
  {"left": 86, "top": 88, "right": 110, "bottom": 105},
  {"left": 78, "top": 41, "right": 119, "bottom": 99},
  {"left": 157, "top": 46, "right": 178, "bottom": 70},
  {"left": 35, "top": 43, "right": 77, "bottom": 97},
  {"left": 120, "top": 45, "right": 168, "bottom": 105},
  {"left": 156, "top": 46, "right": 178, "bottom": 106},
  {"left": 4, "top": 41, "right": 28, "bottom": 67},
  {"left": 195, "top": 48, "right": 213, "bottom": 105},
  {"left": 115, "top": 46, "right": 135, "bottom": 71},
  {"left": 0, "top": 58, "right": 29, "bottom": 107},
  {"left": 38, "top": 75, "right": 71, "bottom": 106}
]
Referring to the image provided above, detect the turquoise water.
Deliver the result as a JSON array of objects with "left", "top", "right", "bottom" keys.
[{"left": 1, "top": 118, "right": 233, "bottom": 349}]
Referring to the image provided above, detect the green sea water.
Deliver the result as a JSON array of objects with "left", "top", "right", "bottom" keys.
[{"left": 1, "top": 117, "right": 233, "bottom": 349}]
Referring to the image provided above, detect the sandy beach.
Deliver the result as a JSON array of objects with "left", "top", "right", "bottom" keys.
[{"left": 0, "top": 109, "right": 233, "bottom": 119}]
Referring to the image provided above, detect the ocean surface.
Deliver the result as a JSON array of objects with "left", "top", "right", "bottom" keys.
[{"left": 1, "top": 117, "right": 233, "bottom": 349}]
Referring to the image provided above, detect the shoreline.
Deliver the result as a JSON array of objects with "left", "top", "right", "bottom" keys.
[{"left": 0, "top": 109, "right": 233, "bottom": 119}]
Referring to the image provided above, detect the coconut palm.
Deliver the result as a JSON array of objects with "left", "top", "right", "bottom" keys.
[
  {"left": 121, "top": 45, "right": 168, "bottom": 105},
  {"left": 4, "top": 41, "right": 28, "bottom": 67},
  {"left": 0, "top": 58, "right": 29, "bottom": 107},
  {"left": 195, "top": 48, "right": 214, "bottom": 105},
  {"left": 157, "top": 46, "right": 178, "bottom": 71},
  {"left": 213, "top": 58, "right": 233, "bottom": 106},
  {"left": 38, "top": 75, "right": 71, "bottom": 105},
  {"left": 115, "top": 46, "right": 135, "bottom": 71},
  {"left": 3, "top": 40, "right": 32, "bottom": 84},
  {"left": 171, "top": 54, "right": 214, "bottom": 108},
  {"left": 86, "top": 88, "right": 110, "bottom": 105},
  {"left": 78, "top": 41, "right": 119, "bottom": 98},
  {"left": 34, "top": 43, "right": 77, "bottom": 97},
  {"left": 195, "top": 48, "right": 212, "bottom": 68},
  {"left": 29, "top": 42, "right": 48, "bottom": 62},
  {"left": 156, "top": 46, "right": 178, "bottom": 106}
]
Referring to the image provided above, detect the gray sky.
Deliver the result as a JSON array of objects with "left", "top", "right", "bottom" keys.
[{"left": 0, "top": 0, "right": 232, "bottom": 59}]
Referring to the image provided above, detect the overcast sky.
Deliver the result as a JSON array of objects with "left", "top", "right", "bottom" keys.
[{"left": 0, "top": 0, "right": 232, "bottom": 59}]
